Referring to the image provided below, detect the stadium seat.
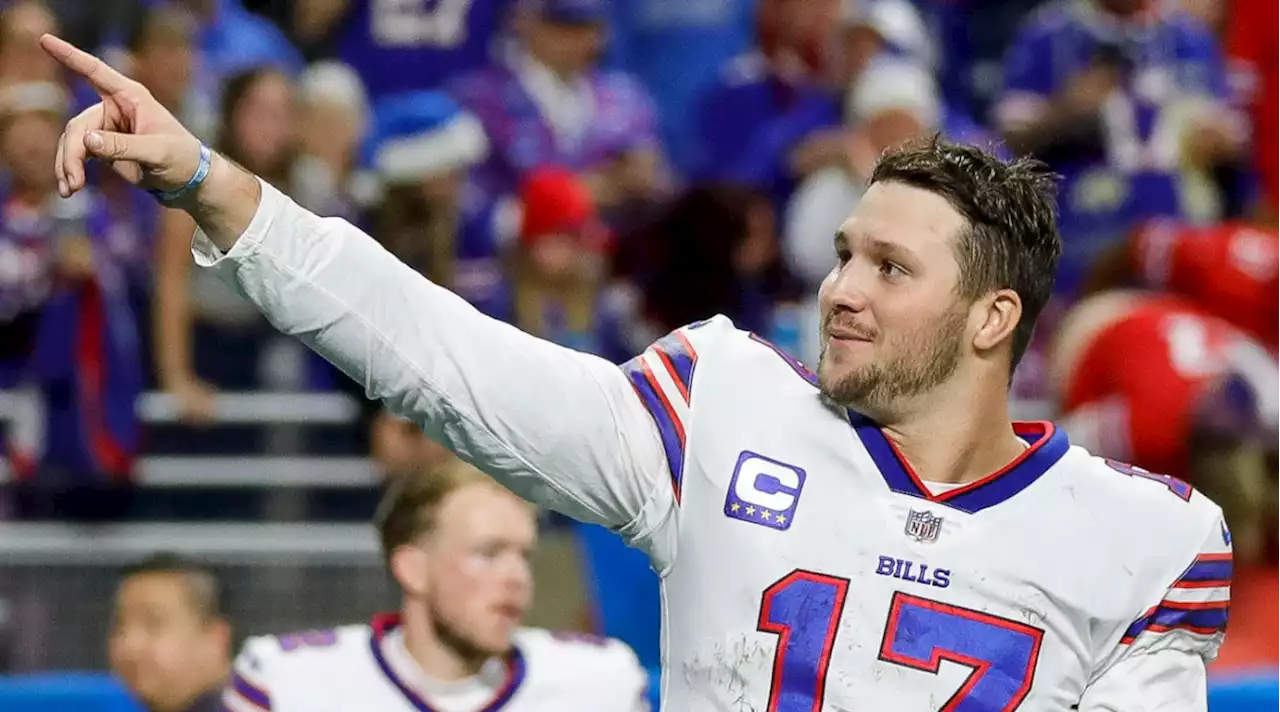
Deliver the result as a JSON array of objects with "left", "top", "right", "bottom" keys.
[
  {"left": 570, "top": 521, "right": 662, "bottom": 669},
  {"left": 1208, "top": 670, "right": 1280, "bottom": 711},
  {"left": 0, "top": 672, "right": 141, "bottom": 712}
]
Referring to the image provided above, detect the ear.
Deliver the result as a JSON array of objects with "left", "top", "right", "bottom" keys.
[
  {"left": 389, "top": 544, "right": 431, "bottom": 598},
  {"left": 971, "top": 288, "right": 1022, "bottom": 353}
]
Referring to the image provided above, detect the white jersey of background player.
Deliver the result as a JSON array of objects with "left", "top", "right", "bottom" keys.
[
  {"left": 43, "top": 45, "right": 1233, "bottom": 712},
  {"left": 221, "top": 463, "right": 648, "bottom": 712}
]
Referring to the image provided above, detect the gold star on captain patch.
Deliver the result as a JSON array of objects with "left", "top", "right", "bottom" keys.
[
  {"left": 759, "top": 510, "right": 772, "bottom": 521},
  {"left": 744, "top": 505, "right": 756, "bottom": 516},
  {"left": 775, "top": 514, "right": 788, "bottom": 525},
  {"left": 730, "top": 502, "right": 741, "bottom": 513}
]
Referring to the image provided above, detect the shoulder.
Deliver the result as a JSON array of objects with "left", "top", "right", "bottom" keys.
[
  {"left": 232, "top": 624, "right": 371, "bottom": 681},
  {"left": 516, "top": 629, "right": 648, "bottom": 694},
  {"left": 624, "top": 315, "right": 817, "bottom": 390},
  {"left": 1054, "top": 447, "right": 1226, "bottom": 579},
  {"left": 1059, "top": 453, "right": 1232, "bottom": 665}
]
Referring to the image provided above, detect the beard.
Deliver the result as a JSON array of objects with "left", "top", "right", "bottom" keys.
[
  {"left": 817, "top": 306, "right": 968, "bottom": 417},
  {"left": 427, "top": 599, "right": 512, "bottom": 663}
]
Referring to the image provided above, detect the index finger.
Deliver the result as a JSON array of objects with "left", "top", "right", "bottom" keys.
[{"left": 38, "top": 34, "right": 133, "bottom": 96}]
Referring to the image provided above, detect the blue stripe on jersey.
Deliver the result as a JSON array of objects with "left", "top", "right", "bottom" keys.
[
  {"left": 1174, "top": 555, "right": 1233, "bottom": 587},
  {"left": 853, "top": 418, "right": 1071, "bottom": 514},
  {"left": 369, "top": 618, "right": 528, "bottom": 711},
  {"left": 621, "top": 357, "right": 686, "bottom": 498},
  {"left": 651, "top": 330, "right": 697, "bottom": 402},
  {"left": 1122, "top": 602, "right": 1230, "bottom": 643},
  {"left": 231, "top": 672, "right": 271, "bottom": 710},
  {"left": 747, "top": 333, "right": 818, "bottom": 386}
]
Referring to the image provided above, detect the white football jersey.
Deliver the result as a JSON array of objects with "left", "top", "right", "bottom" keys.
[
  {"left": 195, "top": 182, "right": 1232, "bottom": 712},
  {"left": 221, "top": 616, "right": 649, "bottom": 712}
]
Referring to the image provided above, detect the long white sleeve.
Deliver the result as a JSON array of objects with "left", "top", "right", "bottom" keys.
[
  {"left": 190, "top": 180, "right": 676, "bottom": 555},
  {"left": 1076, "top": 649, "right": 1208, "bottom": 712}
]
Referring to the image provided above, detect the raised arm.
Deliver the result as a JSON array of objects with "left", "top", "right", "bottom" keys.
[{"left": 42, "top": 34, "right": 678, "bottom": 557}]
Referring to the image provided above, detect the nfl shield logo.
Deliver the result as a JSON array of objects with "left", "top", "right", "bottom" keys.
[{"left": 905, "top": 509, "right": 943, "bottom": 543}]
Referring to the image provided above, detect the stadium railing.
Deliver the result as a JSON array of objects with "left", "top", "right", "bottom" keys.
[{"left": 0, "top": 391, "right": 1053, "bottom": 486}]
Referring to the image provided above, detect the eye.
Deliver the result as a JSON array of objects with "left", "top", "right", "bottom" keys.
[
  {"left": 879, "top": 260, "right": 907, "bottom": 279},
  {"left": 835, "top": 247, "right": 852, "bottom": 265}
]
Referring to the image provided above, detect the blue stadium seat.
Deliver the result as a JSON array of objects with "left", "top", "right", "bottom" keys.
[
  {"left": 0, "top": 673, "right": 140, "bottom": 712},
  {"left": 1209, "top": 670, "right": 1280, "bottom": 711},
  {"left": 570, "top": 521, "right": 662, "bottom": 669}
]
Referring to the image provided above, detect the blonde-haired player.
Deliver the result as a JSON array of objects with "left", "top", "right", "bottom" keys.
[{"left": 222, "top": 460, "right": 649, "bottom": 711}]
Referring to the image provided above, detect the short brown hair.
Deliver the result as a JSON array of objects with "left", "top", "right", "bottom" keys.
[
  {"left": 373, "top": 459, "right": 495, "bottom": 563},
  {"left": 869, "top": 136, "right": 1062, "bottom": 370}
]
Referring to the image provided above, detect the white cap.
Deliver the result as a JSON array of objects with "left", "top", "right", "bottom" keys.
[
  {"left": 841, "top": 0, "right": 934, "bottom": 69},
  {"left": 297, "top": 61, "right": 369, "bottom": 131},
  {"left": 847, "top": 57, "right": 940, "bottom": 128}
]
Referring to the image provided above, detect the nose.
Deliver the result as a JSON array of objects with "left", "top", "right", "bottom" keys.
[
  {"left": 504, "top": 555, "right": 534, "bottom": 599},
  {"left": 820, "top": 261, "right": 870, "bottom": 315}
]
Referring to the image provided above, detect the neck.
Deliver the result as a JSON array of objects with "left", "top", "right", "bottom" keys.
[
  {"left": 149, "top": 666, "right": 227, "bottom": 712},
  {"left": 401, "top": 601, "right": 488, "bottom": 682},
  {"left": 879, "top": 368, "right": 1025, "bottom": 485},
  {"left": 525, "top": 48, "right": 579, "bottom": 83},
  {"left": 10, "top": 180, "right": 52, "bottom": 206}
]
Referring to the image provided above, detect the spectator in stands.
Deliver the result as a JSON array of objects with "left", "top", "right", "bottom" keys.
[
  {"left": 113, "top": 4, "right": 218, "bottom": 423},
  {"left": 690, "top": 0, "right": 839, "bottom": 190},
  {"left": 996, "top": 0, "right": 1242, "bottom": 296},
  {"left": 109, "top": 554, "right": 231, "bottom": 712},
  {"left": 613, "top": 184, "right": 798, "bottom": 358},
  {"left": 176, "top": 0, "right": 302, "bottom": 82},
  {"left": 124, "top": 4, "right": 210, "bottom": 142},
  {"left": 291, "top": 61, "right": 372, "bottom": 222},
  {"left": 834, "top": 0, "right": 933, "bottom": 87},
  {"left": 150, "top": 66, "right": 298, "bottom": 420},
  {"left": 286, "top": 0, "right": 514, "bottom": 100},
  {"left": 215, "top": 67, "right": 297, "bottom": 191},
  {"left": 0, "top": 81, "right": 141, "bottom": 519},
  {"left": 605, "top": 0, "right": 756, "bottom": 176},
  {"left": 0, "top": 0, "right": 60, "bottom": 87},
  {"left": 449, "top": 0, "right": 666, "bottom": 217},
  {"left": 368, "top": 90, "right": 503, "bottom": 317},
  {"left": 511, "top": 166, "right": 613, "bottom": 355}
]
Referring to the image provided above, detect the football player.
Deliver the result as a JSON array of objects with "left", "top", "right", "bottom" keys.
[
  {"left": 222, "top": 460, "right": 648, "bottom": 711},
  {"left": 51, "top": 35, "right": 1233, "bottom": 711}
]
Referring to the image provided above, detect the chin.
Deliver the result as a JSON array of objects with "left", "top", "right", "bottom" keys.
[{"left": 472, "top": 625, "right": 517, "bottom": 657}]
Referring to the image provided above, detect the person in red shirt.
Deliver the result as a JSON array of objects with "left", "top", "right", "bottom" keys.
[
  {"left": 1050, "top": 290, "right": 1277, "bottom": 563},
  {"left": 1085, "top": 219, "right": 1278, "bottom": 348}
]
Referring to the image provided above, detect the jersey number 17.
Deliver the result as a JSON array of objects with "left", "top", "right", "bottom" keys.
[{"left": 757, "top": 570, "right": 1045, "bottom": 711}]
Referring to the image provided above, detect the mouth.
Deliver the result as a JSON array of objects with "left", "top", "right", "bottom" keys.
[
  {"left": 492, "top": 603, "right": 525, "bottom": 622},
  {"left": 826, "top": 325, "right": 875, "bottom": 343}
]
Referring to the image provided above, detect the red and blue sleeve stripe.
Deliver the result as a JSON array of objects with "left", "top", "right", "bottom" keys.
[
  {"left": 620, "top": 330, "right": 698, "bottom": 502},
  {"left": 1171, "top": 553, "right": 1232, "bottom": 589},
  {"left": 1120, "top": 553, "right": 1232, "bottom": 645},
  {"left": 1120, "top": 600, "right": 1230, "bottom": 644}
]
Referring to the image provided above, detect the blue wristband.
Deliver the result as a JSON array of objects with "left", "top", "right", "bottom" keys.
[{"left": 149, "top": 143, "right": 212, "bottom": 205}]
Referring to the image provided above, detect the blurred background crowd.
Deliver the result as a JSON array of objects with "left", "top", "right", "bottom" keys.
[{"left": 0, "top": 0, "right": 1274, "bottom": 709}]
